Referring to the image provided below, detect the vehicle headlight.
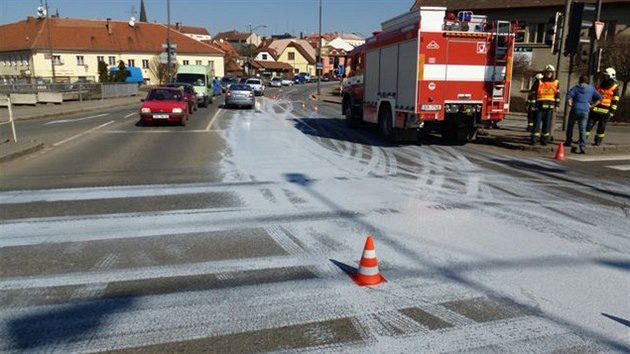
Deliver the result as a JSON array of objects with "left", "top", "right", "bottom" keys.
[
  {"left": 172, "top": 108, "right": 183, "bottom": 113},
  {"left": 141, "top": 107, "right": 151, "bottom": 113}
]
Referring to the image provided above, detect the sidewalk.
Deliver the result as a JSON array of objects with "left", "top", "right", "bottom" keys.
[
  {"left": 313, "top": 88, "right": 630, "bottom": 155},
  {"left": 0, "top": 95, "right": 141, "bottom": 163}
]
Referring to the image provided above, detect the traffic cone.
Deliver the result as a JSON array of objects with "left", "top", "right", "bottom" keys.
[
  {"left": 352, "top": 235, "right": 386, "bottom": 286},
  {"left": 555, "top": 142, "right": 566, "bottom": 161}
]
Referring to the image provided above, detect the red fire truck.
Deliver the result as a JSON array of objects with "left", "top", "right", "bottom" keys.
[{"left": 342, "top": 7, "right": 516, "bottom": 141}]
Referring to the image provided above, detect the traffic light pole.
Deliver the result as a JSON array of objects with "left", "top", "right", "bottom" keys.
[
  {"left": 560, "top": 0, "right": 572, "bottom": 130},
  {"left": 589, "top": 0, "right": 603, "bottom": 81}
]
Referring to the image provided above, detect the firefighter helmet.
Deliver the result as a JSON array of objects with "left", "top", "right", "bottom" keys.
[
  {"left": 535, "top": 73, "right": 543, "bottom": 80},
  {"left": 604, "top": 67, "right": 616, "bottom": 80},
  {"left": 544, "top": 65, "right": 555, "bottom": 72}
]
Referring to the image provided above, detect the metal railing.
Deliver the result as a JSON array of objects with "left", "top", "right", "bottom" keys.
[
  {"left": 0, "top": 82, "right": 138, "bottom": 100},
  {"left": 0, "top": 96, "right": 17, "bottom": 142}
]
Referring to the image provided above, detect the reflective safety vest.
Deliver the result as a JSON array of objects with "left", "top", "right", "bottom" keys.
[
  {"left": 593, "top": 83, "right": 619, "bottom": 114},
  {"left": 536, "top": 80, "right": 559, "bottom": 102}
]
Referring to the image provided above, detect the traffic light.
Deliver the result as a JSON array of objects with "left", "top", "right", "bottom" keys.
[
  {"left": 564, "top": 2, "right": 596, "bottom": 56},
  {"left": 546, "top": 12, "right": 563, "bottom": 54}
]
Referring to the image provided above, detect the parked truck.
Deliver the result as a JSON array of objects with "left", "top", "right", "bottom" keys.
[
  {"left": 175, "top": 65, "right": 214, "bottom": 107},
  {"left": 342, "top": 7, "right": 516, "bottom": 142}
]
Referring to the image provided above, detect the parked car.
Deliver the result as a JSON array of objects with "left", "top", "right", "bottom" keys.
[
  {"left": 245, "top": 77, "right": 265, "bottom": 96},
  {"left": 292, "top": 75, "right": 306, "bottom": 85},
  {"left": 139, "top": 87, "right": 189, "bottom": 126},
  {"left": 164, "top": 82, "right": 198, "bottom": 114},
  {"left": 221, "top": 76, "right": 238, "bottom": 92},
  {"left": 298, "top": 72, "right": 311, "bottom": 82},
  {"left": 270, "top": 77, "right": 283, "bottom": 87},
  {"left": 225, "top": 84, "right": 255, "bottom": 109},
  {"left": 281, "top": 77, "right": 294, "bottom": 86}
]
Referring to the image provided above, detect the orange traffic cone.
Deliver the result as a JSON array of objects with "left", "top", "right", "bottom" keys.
[
  {"left": 352, "top": 235, "right": 386, "bottom": 286},
  {"left": 555, "top": 142, "right": 566, "bottom": 161}
]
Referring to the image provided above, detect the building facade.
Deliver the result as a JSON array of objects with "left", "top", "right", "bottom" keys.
[{"left": 0, "top": 17, "right": 225, "bottom": 84}]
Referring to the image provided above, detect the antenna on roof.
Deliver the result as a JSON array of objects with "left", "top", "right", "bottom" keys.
[{"left": 37, "top": 0, "right": 47, "bottom": 18}]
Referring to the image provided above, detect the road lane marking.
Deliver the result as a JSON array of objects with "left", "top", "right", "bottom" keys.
[
  {"left": 566, "top": 154, "right": 630, "bottom": 162},
  {"left": 206, "top": 108, "right": 224, "bottom": 131},
  {"left": 45, "top": 113, "right": 110, "bottom": 125},
  {"left": 53, "top": 120, "right": 115, "bottom": 147},
  {"left": 124, "top": 112, "right": 137, "bottom": 119},
  {"left": 606, "top": 164, "right": 630, "bottom": 171}
]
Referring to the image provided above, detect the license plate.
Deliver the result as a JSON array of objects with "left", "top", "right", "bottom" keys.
[
  {"left": 153, "top": 114, "right": 169, "bottom": 119},
  {"left": 420, "top": 104, "right": 442, "bottom": 111}
]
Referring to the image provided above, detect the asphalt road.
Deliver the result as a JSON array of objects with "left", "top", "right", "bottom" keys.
[{"left": 0, "top": 82, "right": 628, "bottom": 353}]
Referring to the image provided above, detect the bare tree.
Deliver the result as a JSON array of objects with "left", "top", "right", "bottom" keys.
[{"left": 148, "top": 55, "right": 178, "bottom": 85}]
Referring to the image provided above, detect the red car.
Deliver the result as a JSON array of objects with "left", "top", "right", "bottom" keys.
[{"left": 140, "top": 87, "right": 189, "bottom": 126}]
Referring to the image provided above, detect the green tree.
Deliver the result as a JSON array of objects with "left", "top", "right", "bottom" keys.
[
  {"left": 97, "top": 60, "right": 109, "bottom": 83},
  {"left": 113, "top": 60, "right": 128, "bottom": 82}
]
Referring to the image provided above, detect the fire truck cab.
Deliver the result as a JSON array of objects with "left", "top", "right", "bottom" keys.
[{"left": 342, "top": 7, "right": 516, "bottom": 142}]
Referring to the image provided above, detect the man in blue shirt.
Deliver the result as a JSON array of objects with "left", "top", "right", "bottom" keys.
[{"left": 565, "top": 75, "right": 602, "bottom": 154}]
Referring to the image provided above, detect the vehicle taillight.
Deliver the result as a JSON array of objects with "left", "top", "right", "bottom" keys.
[
  {"left": 226, "top": 92, "right": 232, "bottom": 97},
  {"left": 248, "top": 92, "right": 254, "bottom": 97}
]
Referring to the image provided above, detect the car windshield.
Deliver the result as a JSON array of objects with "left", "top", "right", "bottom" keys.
[
  {"left": 146, "top": 89, "right": 182, "bottom": 101},
  {"left": 272, "top": 78, "right": 282, "bottom": 82},
  {"left": 165, "top": 84, "right": 191, "bottom": 93},
  {"left": 246, "top": 79, "right": 260, "bottom": 84},
  {"left": 229, "top": 84, "right": 251, "bottom": 91},
  {"left": 176, "top": 74, "right": 206, "bottom": 86}
]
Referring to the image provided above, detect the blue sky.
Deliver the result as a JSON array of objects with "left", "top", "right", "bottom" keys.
[{"left": 0, "top": 0, "right": 414, "bottom": 39}]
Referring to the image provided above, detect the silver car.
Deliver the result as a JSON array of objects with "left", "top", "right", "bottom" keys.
[{"left": 224, "top": 84, "right": 255, "bottom": 109}]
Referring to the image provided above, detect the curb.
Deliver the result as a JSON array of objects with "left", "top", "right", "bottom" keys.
[{"left": 0, "top": 141, "right": 45, "bottom": 163}]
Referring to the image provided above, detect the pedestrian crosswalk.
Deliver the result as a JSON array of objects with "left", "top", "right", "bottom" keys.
[{"left": 566, "top": 154, "right": 630, "bottom": 170}]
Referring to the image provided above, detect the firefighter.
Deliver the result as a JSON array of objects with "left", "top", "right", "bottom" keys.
[
  {"left": 528, "top": 65, "right": 560, "bottom": 145},
  {"left": 526, "top": 73, "right": 544, "bottom": 132},
  {"left": 587, "top": 67, "right": 620, "bottom": 146}
]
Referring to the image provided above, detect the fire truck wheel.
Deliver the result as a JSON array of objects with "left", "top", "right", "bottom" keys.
[
  {"left": 378, "top": 106, "right": 394, "bottom": 140},
  {"left": 345, "top": 105, "right": 359, "bottom": 128}
]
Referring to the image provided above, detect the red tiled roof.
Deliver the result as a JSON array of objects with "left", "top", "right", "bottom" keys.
[
  {"left": 0, "top": 17, "right": 223, "bottom": 55},
  {"left": 285, "top": 42, "right": 315, "bottom": 64},
  {"left": 214, "top": 30, "right": 250, "bottom": 42},
  {"left": 250, "top": 60, "right": 293, "bottom": 70},
  {"left": 213, "top": 39, "right": 239, "bottom": 57},
  {"left": 170, "top": 24, "right": 210, "bottom": 36}
]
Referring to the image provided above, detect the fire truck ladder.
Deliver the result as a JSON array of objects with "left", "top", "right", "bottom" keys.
[{"left": 489, "top": 20, "right": 512, "bottom": 113}]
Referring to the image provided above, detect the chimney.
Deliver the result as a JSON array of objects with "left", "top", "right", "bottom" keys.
[
  {"left": 300, "top": 32, "right": 303, "bottom": 39},
  {"left": 106, "top": 18, "right": 112, "bottom": 35},
  {"left": 176, "top": 22, "right": 181, "bottom": 31}
]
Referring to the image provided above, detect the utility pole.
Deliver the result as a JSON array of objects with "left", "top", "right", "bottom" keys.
[
  {"left": 589, "top": 0, "right": 603, "bottom": 81},
  {"left": 44, "top": 0, "right": 56, "bottom": 82},
  {"left": 560, "top": 0, "right": 573, "bottom": 130},
  {"left": 166, "top": 0, "right": 172, "bottom": 83},
  {"left": 317, "top": 0, "right": 322, "bottom": 95}
]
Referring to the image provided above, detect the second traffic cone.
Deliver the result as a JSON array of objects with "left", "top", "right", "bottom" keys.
[
  {"left": 555, "top": 142, "right": 566, "bottom": 161},
  {"left": 352, "top": 235, "right": 386, "bottom": 286}
]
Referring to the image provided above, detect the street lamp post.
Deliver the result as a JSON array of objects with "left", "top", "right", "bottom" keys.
[
  {"left": 166, "top": 0, "right": 172, "bottom": 83},
  {"left": 248, "top": 24, "right": 267, "bottom": 75}
]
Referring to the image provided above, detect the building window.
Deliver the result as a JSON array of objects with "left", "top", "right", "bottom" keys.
[
  {"left": 294, "top": 69, "right": 299, "bottom": 74},
  {"left": 526, "top": 23, "right": 548, "bottom": 44},
  {"left": 183, "top": 60, "right": 189, "bottom": 65},
  {"left": 97, "top": 56, "right": 104, "bottom": 63},
  {"left": 142, "top": 59, "right": 149, "bottom": 69},
  {"left": 108, "top": 56, "right": 116, "bottom": 65},
  {"left": 328, "top": 57, "right": 334, "bottom": 65},
  {"left": 196, "top": 60, "right": 202, "bottom": 65},
  {"left": 53, "top": 55, "right": 62, "bottom": 65},
  {"left": 262, "top": 54, "right": 268, "bottom": 60},
  {"left": 207, "top": 60, "right": 214, "bottom": 70},
  {"left": 76, "top": 56, "right": 85, "bottom": 65},
  {"left": 128, "top": 59, "right": 135, "bottom": 67},
  {"left": 288, "top": 52, "right": 295, "bottom": 60}
]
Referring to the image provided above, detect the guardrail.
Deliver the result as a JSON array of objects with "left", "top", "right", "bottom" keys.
[
  {"left": 0, "top": 83, "right": 138, "bottom": 101},
  {"left": 0, "top": 96, "right": 17, "bottom": 142}
]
